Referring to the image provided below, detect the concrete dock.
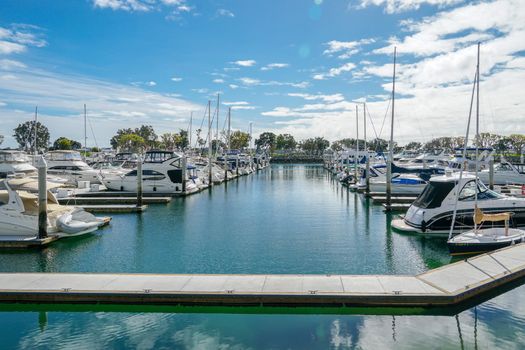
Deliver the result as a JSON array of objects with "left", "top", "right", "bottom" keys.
[
  {"left": 79, "top": 204, "right": 147, "bottom": 213},
  {"left": 1, "top": 244, "right": 525, "bottom": 308}
]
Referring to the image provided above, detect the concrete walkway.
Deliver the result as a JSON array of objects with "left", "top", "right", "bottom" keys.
[{"left": 1, "top": 244, "right": 524, "bottom": 307}]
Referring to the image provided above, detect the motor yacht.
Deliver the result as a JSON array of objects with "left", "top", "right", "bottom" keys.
[
  {"left": 45, "top": 150, "right": 101, "bottom": 185},
  {"left": 392, "top": 173, "right": 525, "bottom": 235},
  {"left": 0, "top": 150, "right": 36, "bottom": 178},
  {"left": 100, "top": 150, "right": 199, "bottom": 194},
  {"left": 0, "top": 179, "right": 110, "bottom": 237}
]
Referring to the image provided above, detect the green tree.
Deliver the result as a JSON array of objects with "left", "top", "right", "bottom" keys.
[
  {"left": 477, "top": 133, "right": 501, "bottom": 148},
  {"left": 13, "top": 121, "right": 50, "bottom": 153},
  {"left": 509, "top": 134, "right": 525, "bottom": 155},
  {"left": 118, "top": 134, "right": 146, "bottom": 153},
  {"left": 229, "top": 130, "right": 250, "bottom": 150},
  {"left": 53, "top": 137, "right": 82, "bottom": 150},
  {"left": 255, "top": 132, "right": 276, "bottom": 151},
  {"left": 276, "top": 134, "right": 297, "bottom": 150},
  {"left": 0, "top": 134, "right": 4, "bottom": 146},
  {"left": 368, "top": 138, "right": 390, "bottom": 152},
  {"left": 405, "top": 142, "right": 422, "bottom": 150},
  {"left": 174, "top": 129, "right": 189, "bottom": 150},
  {"left": 136, "top": 125, "right": 158, "bottom": 149},
  {"left": 110, "top": 128, "right": 134, "bottom": 149},
  {"left": 160, "top": 133, "right": 175, "bottom": 150},
  {"left": 299, "top": 137, "right": 329, "bottom": 155},
  {"left": 211, "top": 139, "right": 226, "bottom": 153}
]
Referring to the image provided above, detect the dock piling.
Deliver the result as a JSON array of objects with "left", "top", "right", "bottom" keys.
[
  {"left": 37, "top": 156, "right": 48, "bottom": 239},
  {"left": 136, "top": 156, "right": 143, "bottom": 208}
]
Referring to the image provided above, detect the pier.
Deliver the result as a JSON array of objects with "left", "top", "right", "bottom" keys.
[{"left": 1, "top": 243, "right": 525, "bottom": 308}]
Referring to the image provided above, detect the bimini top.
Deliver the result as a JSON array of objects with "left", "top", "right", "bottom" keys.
[
  {"left": 144, "top": 150, "right": 182, "bottom": 163},
  {"left": 0, "top": 150, "right": 31, "bottom": 163}
]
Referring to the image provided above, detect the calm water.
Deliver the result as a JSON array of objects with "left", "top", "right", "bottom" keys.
[{"left": 1, "top": 164, "right": 524, "bottom": 349}]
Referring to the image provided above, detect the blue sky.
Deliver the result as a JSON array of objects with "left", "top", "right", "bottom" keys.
[{"left": 0, "top": 0, "right": 524, "bottom": 148}]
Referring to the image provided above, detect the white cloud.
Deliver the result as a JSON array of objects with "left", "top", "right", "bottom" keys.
[
  {"left": 288, "top": 93, "right": 345, "bottom": 103},
  {"left": 238, "top": 77, "right": 260, "bottom": 86},
  {"left": 131, "top": 80, "right": 156, "bottom": 87},
  {"left": 0, "top": 24, "right": 47, "bottom": 55},
  {"left": 216, "top": 8, "right": 235, "bottom": 17},
  {"left": 0, "top": 64, "right": 200, "bottom": 147},
  {"left": 229, "top": 84, "right": 239, "bottom": 89},
  {"left": 238, "top": 77, "right": 309, "bottom": 89},
  {"left": 261, "top": 63, "right": 289, "bottom": 71},
  {"left": 323, "top": 39, "right": 375, "bottom": 59},
  {"left": 93, "top": 0, "right": 152, "bottom": 11},
  {"left": 232, "top": 59, "right": 256, "bottom": 67},
  {"left": 212, "top": 78, "right": 225, "bottom": 83},
  {"left": 356, "top": 0, "right": 464, "bottom": 14},
  {"left": 93, "top": 0, "right": 194, "bottom": 18},
  {"left": 171, "top": 76, "right": 182, "bottom": 82},
  {"left": 313, "top": 62, "right": 356, "bottom": 80}
]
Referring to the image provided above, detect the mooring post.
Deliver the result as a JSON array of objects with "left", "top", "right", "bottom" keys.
[
  {"left": 37, "top": 156, "right": 48, "bottom": 239},
  {"left": 182, "top": 156, "right": 187, "bottom": 193},
  {"left": 137, "top": 156, "right": 143, "bottom": 208},
  {"left": 489, "top": 158, "right": 494, "bottom": 190},
  {"left": 236, "top": 157, "right": 239, "bottom": 176}
]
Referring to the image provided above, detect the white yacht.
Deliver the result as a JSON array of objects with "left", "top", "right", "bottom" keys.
[
  {"left": 0, "top": 180, "right": 110, "bottom": 237},
  {"left": 46, "top": 150, "right": 101, "bottom": 185},
  {"left": 100, "top": 150, "right": 199, "bottom": 194},
  {"left": 0, "top": 150, "right": 36, "bottom": 177},
  {"left": 478, "top": 161, "right": 525, "bottom": 185},
  {"left": 391, "top": 173, "right": 525, "bottom": 235}
]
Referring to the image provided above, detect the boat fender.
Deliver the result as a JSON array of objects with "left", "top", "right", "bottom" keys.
[{"left": 421, "top": 220, "right": 426, "bottom": 233}]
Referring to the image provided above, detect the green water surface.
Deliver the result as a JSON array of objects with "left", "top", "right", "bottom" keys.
[{"left": 0, "top": 164, "right": 524, "bottom": 349}]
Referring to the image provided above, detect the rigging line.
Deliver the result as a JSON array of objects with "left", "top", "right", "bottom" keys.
[
  {"left": 378, "top": 97, "right": 391, "bottom": 140},
  {"left": 87, "top": 113, "right": 99, "bottom": 148},
  {"left": 448, "top": 66, "right": 478, "bottom": 240},
  {"left": 366, "top": 105, "right": 380, "bottom": 140},
  {"left": 194, "top": 103, "right": 210, "bottom": 149}
]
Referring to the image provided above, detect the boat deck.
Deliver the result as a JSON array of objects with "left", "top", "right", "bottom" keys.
[{"left": 1, "top": 243, "right": 525, "bottom": 307}]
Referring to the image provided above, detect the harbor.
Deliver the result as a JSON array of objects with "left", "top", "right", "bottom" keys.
[{"left": 2, "top": 0, "right": 525, "bottom": 347}]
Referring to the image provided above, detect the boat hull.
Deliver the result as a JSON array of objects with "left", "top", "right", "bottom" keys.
[{"left": 448, "top": 238, "right": 524, "bottom": 255}]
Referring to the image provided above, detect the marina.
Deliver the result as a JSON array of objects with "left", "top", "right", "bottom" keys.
[{"left": 1, "top": 0, "right": 525, "bottom": 347}]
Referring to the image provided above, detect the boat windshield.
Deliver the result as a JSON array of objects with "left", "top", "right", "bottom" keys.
[
  {"left": 459, "top": 180, "right": 503, "bottom": 201},
  {"left": 413, "top": 181, "right": 455, "bottom": 209},
  {"left": 0, "top": 152, "right": 30, "bottom": 163}
]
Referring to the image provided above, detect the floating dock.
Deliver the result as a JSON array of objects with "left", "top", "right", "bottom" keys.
[
  {"left": 1, "top": 244, "right": 525, "bottom": 307},
  {"left": 79, "top": 204, "right": 147, "bottom": 213},
  {"left": 57, "top": 197, "right": 171, "bottom": 205},
  {"left": 0, "top": 235, "right": 60, "bottom": 248}
]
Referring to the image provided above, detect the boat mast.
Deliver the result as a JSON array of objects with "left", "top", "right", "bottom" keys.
[
  {"left": 355, "top": 105, "right": 359, "bottom": 184},
  {"left": 474, "top": 42, "right": 480, "bottom": 232},
  {"left": 84, "top": 104, "right": 87, "bottom": 152},
  {"left": 189, "top": 111, "right": 193, "bottom": 151},
  {"left": 364, "top": 102, "right": 369, "bottom": 193},
  {"left": 448, "top": 45, "right": 478, "bottom": 240},
  {"left": 216, "top": 93, "right": 220, "bottom": 155},
  {"left": 386, "top": 47, "right": 396, "bottom": 210},
  {"left": 208, "top": 100, "right": 212, "bottom": 185},
  {"left": 225, "top": 107, "right": 231, "bottom": 180}
]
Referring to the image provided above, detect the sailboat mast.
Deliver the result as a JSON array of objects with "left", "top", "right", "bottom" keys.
[
  {"left": 355, "top": 105, "right": 359, "bottom": 183},
  {"left": 189, "top": 111, "right": 193, "bottom": 151},
  {"left": 474, "top": 42, "right": 480, "bottom": 231},
  {"left": 364, "top": 102, "right": 369, "bottom": 193},
  {"left": 34, "top": 106, "right": 38, "bottom": 156},
  {"left": 84, "top": 104, "right": 87, "bottom": 152},
  {"left": 216, "top": 93, "right": 220, "bottom": 154},
  {"left": 386, "top": 47, "right": 396, "bottom": 210},
  {"left": 208, "top": 100, "right": 212, "bottom": 185}
]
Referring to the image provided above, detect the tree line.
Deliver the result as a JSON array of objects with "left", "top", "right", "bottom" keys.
[{"left": 4, "top": 121, "right": 525, "bottom": 156}]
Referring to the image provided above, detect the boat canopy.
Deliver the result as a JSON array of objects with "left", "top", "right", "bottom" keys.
[{"left": 144, "top": 150, "right": 180, "bottom": 163}]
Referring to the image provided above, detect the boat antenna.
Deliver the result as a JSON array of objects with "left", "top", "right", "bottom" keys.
[
  {"left": 448, "top": 44, "right": 479, "bottom": 240},
  {"left": 84, "top": 103, "right": 87, "bottom": 152}
]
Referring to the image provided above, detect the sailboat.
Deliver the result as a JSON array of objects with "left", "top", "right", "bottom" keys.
[{"left": 447, "top": 43, "right": 525, "bottom": 255}]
